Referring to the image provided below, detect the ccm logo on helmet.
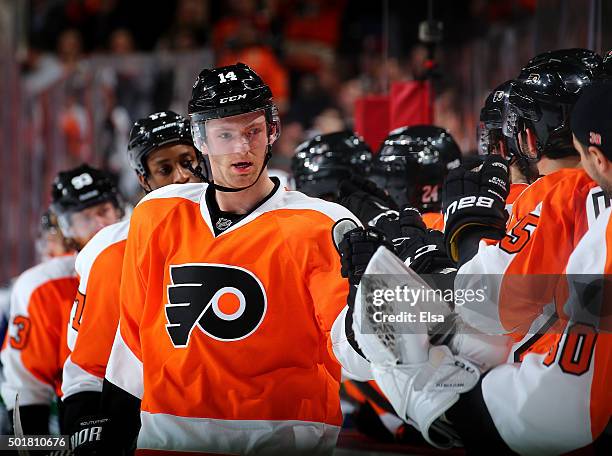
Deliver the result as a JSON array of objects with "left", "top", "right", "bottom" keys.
[
  {"left": 445, "top": 196, "right": 495, "bottom": 218},
  {"left": 219, "top": 94, "right": 247, "bottom": 104}
]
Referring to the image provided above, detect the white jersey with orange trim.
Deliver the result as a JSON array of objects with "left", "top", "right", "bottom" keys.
[
  {"left": 1, "top": 255, "right": 77, "bottom": 409},
  {"left": 456, "top": 169, "right": 609, "bottom": 339},
  {"left": 105, "top": 182, "right": 370, "bottom": 455},
  {"left": 481, "top": 206, "right": 612, "bottom": 455},
  {"left": 62, "top": 220, "right": 129, "bottom": 399}
]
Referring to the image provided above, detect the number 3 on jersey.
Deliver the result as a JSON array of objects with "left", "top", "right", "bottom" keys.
[{"left": 9, "top": 316, "right": 31, "bottom": 349}]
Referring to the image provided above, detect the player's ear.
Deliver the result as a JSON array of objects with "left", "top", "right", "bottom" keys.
[
  {"left": 589, "top": 146, "right": 610, "bottom": 173},
  {"left": 137, "top": 174, "right": 152, "bottom": 193},
  {"left": 524, "top": 128, "right": 539, "bottom": 160}
]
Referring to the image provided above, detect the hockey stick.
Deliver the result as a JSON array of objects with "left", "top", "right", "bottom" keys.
[{"left": 13, "top": 394, "right": 30, "bottom": 456}]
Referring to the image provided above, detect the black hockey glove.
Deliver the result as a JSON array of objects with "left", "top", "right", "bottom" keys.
[
  {"left": 69, "top": 415, "right": 114, "bottom": 455},
  {"left": 442, "top": 155, "right": 510, "bottom": 263},
  {"left": 372, "top": 207, "right": 454, "bottom": 273},
  {"left": 339, "top": 176, "right": 399, "bottom": 226},
  {"left": 338, "top": 227, "right": 394, "bottom": 286},
  {"left": 397, "top": 207, "right": 455, "bottom": 274}
]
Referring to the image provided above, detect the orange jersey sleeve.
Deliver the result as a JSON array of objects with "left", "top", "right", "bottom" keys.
[
  {"left": 105, "top": 183, "right": 363, "bottom": 454},
  {"left": 1, "top": 255, "right": 77, "bottom": 409},
  {"left": 456, "top": 170, "right": 604, "bottom": 338},
  {"left": 62, "top": 221, "right": 129, "bottom": 399}
]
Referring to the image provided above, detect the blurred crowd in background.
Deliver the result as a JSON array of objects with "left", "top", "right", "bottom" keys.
[{"left": 0, "top": 0, "right": 609, "bottom": 283}]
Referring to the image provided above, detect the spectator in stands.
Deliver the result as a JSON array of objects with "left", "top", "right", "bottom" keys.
[
  {"left": 216, "top": 20, "right": 289, "bottom": 113},
  {"left": 212, "top": 0, "right": 270, "bottom": 53},
  {"left": 108, "top": 28, "right": 136, "bottom": 55},
  {"left": 281, "top": 0, "right": 346, "bottom": 73},
  {"left": 57, "top": 28, "right": 84, "bottom": 74},
  {"left": 157, "top": 0, "right": 210, "bottom": 51}
]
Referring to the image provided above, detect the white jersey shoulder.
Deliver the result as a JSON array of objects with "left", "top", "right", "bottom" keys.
[
  {"left": 75, "top": 219, "right": 130, "bottom": 293},
  {"left": 276, "top": 189, "right": 362, "bottom": 225},
  {"left": 567, "top": 205, "right": 611, "bottom": 275},
  {"left": 11, "top": 255, "right": 77, "bottom": 315},
  {"left": 137, "top": 182, "right": 206, "bottom": 207},
  {"left": 584, "top": 186, "right": 611, "bottom": 228},
  {"left": 268, "top": 168, "right": 295, "bottom": 190}
]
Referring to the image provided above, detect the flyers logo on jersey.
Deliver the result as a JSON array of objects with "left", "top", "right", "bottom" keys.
[{"left": 165, "top": 264, "right": 267, "bottom": 347}]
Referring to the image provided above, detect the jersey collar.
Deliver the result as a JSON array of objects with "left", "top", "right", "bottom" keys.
[{"left": 199, "top": 177, "right": 283, "bottom": 237}]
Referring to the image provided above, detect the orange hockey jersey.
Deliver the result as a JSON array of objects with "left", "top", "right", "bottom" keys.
[
  {"left": 506, "top": 182, "right": 528, "bottom": 216},
  {"left": 422, "top": 212, "right": 444, "bottom": 231},
  {"left": 1, "top": 255, "right": 77, "bottom": 409},
  {"left": 456, "top": 168, "right": 609, "bottom": 339},
  {"left": 105, "top": 182, "right": 367, "bottom": 455},
  {"left": 62, "top": 220, "right": 129, "bottom": 399},
  {"left": 482, "top": 205, "right": 612, "bottom": 454}
]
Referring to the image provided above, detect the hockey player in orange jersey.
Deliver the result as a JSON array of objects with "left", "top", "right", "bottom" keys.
[
  {"left": 35, "top": 209, "right": 73, "bottom": 262},
  {"left": 450, "top": 50, "right": 612, "bottom": 341},
  {"left": 0, "top": 165, "right": 123, "bottom": 435},
  {"left": 337, "top": 84, "right": 612, "bottom": 450},
  {"left": 61, "top": 111, "right": 202, "bottom": 443},
  {"left": 367, "top": 124, "right": 462, "bottom": 231},
  {"left": 431, "top": 80, "right": 612, "bottom": 455},
  {"left": 477, "top": 79, "right": 537, "bottom": 213},
  {"left": 291, "top": 130, "right": 374, "bottom": 201},
  {"left": 99, "top": 63, "right": 371, "bottom": 455}
]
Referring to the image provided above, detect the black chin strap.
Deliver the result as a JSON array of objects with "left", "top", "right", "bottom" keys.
[{"left": 187, "top": 148, "right": 273, "bottom": 193}]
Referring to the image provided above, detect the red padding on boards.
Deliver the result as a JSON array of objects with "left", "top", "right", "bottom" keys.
[
  {"left": 389, "top": 81, "right": 433, "bottom": 130},
  {"left": 354, "top": 95, "right": 390, "bottom": 152}
]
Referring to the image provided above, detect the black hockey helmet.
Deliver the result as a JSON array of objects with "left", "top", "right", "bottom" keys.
[
  {"left": 187, "top": 62, "right": 280, "bottom": 192},
  {"left": 603, "top": 49, "right": 612, "bottom": 75},
  {"left": 372, "top": 125, "right": 462, "bottom": 212},
  {"left": 503, "top": 49, "right": 611, "bottom": 160},
  {"left": 51, "top": 164, "right": 123, "bottom": 235},
  {"left": 127, "top": 111, "right": 195, "bottom": 177},
  {"left": 521, "top": 48, "right": 603, "bottom": 74},
  {"left": 478, "top": 80, "right": 514, "bottom": 156},
  {"left": 292, "top": 130, "right": 372, "bottom": 199}
]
